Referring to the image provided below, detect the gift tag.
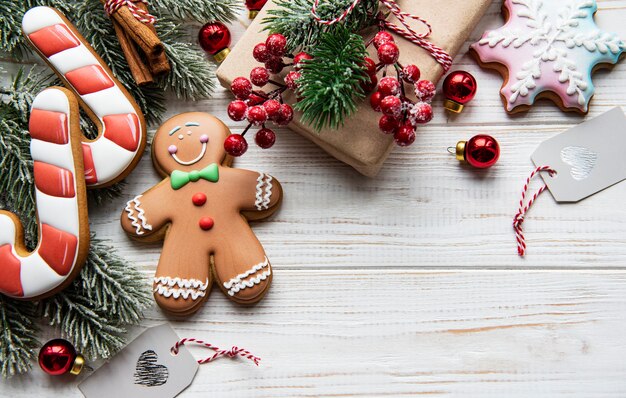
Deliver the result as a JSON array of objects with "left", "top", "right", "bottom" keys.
[
  {"left": 79, "top": 324, "right": 198, "bottom": 398},
  {"left": 531, "top": 107, "right": 626, "bottom": 203}
]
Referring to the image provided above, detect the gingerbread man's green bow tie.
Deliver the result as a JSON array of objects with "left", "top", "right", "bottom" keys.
[{"left": 170, "top": 163, "right": 219, "bottom": 190}]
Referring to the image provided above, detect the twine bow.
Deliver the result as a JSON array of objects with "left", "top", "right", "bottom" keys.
[
  {"left": 171, "top": 338, "right": 261, "bottom": 366},
  {"left": 311, "top": 0, "right": 453, "bottom": 72},
  {"left": 104, "top": 0, "right": 156, "bottom": 25}
]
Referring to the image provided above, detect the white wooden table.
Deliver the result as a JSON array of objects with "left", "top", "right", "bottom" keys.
[{"left": 4, "top": 1, "right": 626, "bottom": 396}]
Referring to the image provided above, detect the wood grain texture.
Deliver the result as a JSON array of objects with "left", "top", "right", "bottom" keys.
[{"left": 2, "top": 0, "right": 626, "bottom": 396}]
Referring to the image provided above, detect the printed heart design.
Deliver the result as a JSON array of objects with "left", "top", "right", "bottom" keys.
[
  {"left": 133, "top": 350, "right": 169, "bottom": 387},
  {"left": 560, "top": 146, "right": 598, "bottom": 181}
]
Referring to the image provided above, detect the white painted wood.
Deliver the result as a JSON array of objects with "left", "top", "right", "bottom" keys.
[{"left": 2, "top": 0, "right": 626, "bottom": 396}]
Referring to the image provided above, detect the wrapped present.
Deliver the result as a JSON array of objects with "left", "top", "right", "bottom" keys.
[{"left": 217, "top": 0, "right": 491, "bottom": 177}]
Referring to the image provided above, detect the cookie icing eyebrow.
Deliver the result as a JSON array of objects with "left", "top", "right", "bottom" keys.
[
  {"left": 168, "top": 126, "right": 181, "bottom": 136},
  {"left": 185, "top": 122, "right": 200, "bottom": 127}
]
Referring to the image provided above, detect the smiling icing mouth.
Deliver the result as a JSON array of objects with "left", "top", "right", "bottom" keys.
[{"left": 170, "top": 142, "right": 207, "bottom": 166}]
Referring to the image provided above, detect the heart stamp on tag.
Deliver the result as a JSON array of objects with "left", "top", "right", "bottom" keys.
[
  {"left": 560, "top": 146, "right": 598, "bottom": 181},
  {"left": 134, "top": 350, "right": 169, "bottom": 387}
]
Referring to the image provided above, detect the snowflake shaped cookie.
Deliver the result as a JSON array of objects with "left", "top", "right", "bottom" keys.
[{"left": 471, "top": 0, "right": 624, "bottom": 113}]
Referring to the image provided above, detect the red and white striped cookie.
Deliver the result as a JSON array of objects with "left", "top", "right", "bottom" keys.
[
  {"left": 22, "top": 6, "right": 147, "bottom": 188},
  {"left": 0, "top": 88, "right": 90, "bottom": 299}
]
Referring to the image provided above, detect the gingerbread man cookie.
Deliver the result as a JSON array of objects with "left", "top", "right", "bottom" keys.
[
  {"left": 471, "top": 0, "right": 624, "bottom": 113},
  {"left": 120, "top": 113, "right": 282, "bottom": 315}
]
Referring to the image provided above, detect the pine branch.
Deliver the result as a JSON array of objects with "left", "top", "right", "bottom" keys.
[
  {"left": 152, "top": 0, "right": 241, "bottom": 23},
  {"left": 263, "top": 0, "right": 378, "bottom": 52},
  {"left": 0, "top": 297, "right": 39, "bottom": 377},
  {"left": 295, "top": 26, "right": 369, "bottom": 131}
]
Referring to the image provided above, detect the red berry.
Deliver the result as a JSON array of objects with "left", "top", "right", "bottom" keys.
[
  {"left": 380, "top": 95, "right": 402, "bottom": 118},
  {"left": 377, "top": 42, "right": 399, "bottom": 65},
  {"left": 224, "top": 134, "right": 248, "bottom": 157},
  {"left": 394, "top": 124, "right": 416, "bottom": 146},
  {"left": 373, "top": 31, "right": 394, "bottom": 49},
  {"left": 378, "top": 77, "right": 400, "bottom": 97},
  {"left": 250, "top": 67, "right": 270, "bottom": 87},
  {"left": 293, "top": 52, "right": 313, "bottom": 69},
  {"left": 410, "top": 102, "right": 433, "bottom": 124},
  {"left": 370, "top": 91, "right": 384, "bottom": 112},
  {"left": 263, "top": 99, "right": 281, "bottom": 120},
  {"left": 247, "top": 105, "right": 268, "bottom": 125},
  {"left": 363, "top": 57, "right": 377, "bottom": 76},
  {"left": 402, "top": 64, "right": 421, "bottom": 83},
  {"left": 266, "top": 33, "right": 287, "bottom": 57},
  {"left": 284, "top": 70, "right": 301, "bottom": 90},
  {"left": 227, "top": 100, "right": 248, "bottom": 121},
  {"left": 247, "top": 91, "right": 266, "bottom": 106},
  {"left": 415, "top": 80, "right": 436, "bottom": 103},
  {"left": 379, "top": 115, "right": 399, "bottom": 134},
  {"left": 265, "top": 57, "right": 284, "bottom": 74},
  {"left": 255, "top": 128, "right": 276, "bottom": 149},
  {"left": 231, "top": 77, "right": 252, "bottom": 99},
  {"left": 361, "top": 74, "right": 378, "bottom": 93},
  {"left": 276, "top": 104, "right": 294, "bottom": 125},
  {"left": 253, "top": 43, "right": 270, "bottom": 63}
]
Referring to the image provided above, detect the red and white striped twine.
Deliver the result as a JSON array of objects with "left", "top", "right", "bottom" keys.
[
  {"left": 171, "top": 338, "right": 261, "bottom": 366},
  {"left": 513, "top": 166, "right": 557, "bottom": 257},
  {"left": 104, "top": 0, "right": 156, "bottom": 25},
  {"left": 310, "top": 0, "right": 452, "bottom": 72}
]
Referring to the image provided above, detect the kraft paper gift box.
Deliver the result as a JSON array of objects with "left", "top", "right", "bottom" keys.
[{"left": 217, "top": 0, "right": 491, "bottom": 177}]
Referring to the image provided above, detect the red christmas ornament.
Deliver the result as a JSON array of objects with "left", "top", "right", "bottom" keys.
[
  {"left": 442, "top": 70, "right": 477, "bottom": 113},
  {"left": 198, "top": 22, "right": 231, "bottom": 63},
  {"left": 245, "top": 0, "right": 268, "bottom": 19},
  {"left": 224, "top": 134, "right": 248, "bottom": 157},
  {"left": 377, "top": 42, "right": 399, "bottom": 65},
  {"left": 255, "top": 128, "right": 276, "bottom": 149},
  {"left": 39, "top": 339, "right": 84, "bottom": 376},
  {"left": 453, "top": 134, "right": 500, "bottom": 168},
  {"left": 231, "top": 77, "right": 252, "bottom": 100},
  {"left": 227, "top": 100, "right": 248, "bottom": 121}
]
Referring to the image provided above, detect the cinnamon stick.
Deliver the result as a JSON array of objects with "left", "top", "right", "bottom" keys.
[
  {"left": 112, "top": 20, "right": 154, "bottom": 85},
  {"left": 136, "top": 2, "right": 170, "bottom": 76}
]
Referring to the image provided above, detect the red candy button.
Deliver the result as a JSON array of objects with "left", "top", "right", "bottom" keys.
[
  {"left": 192, "top": 193, "right": 207, "bottom": 206},
  {"left": 199, "top": 217, "right": 214, "bottom": 231}
]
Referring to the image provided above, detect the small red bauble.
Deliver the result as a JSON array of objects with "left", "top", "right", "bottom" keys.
[
  {"left": 442, "top": 70, "right": 477, "bottom": 113},
  {"left": 293, "top": 52, "right": 313, "bottom": 69},
  {"left": 265, "top": 33, "right": 287, "bottom": 57},
  {"left": 402, "top": 64, "right": 421, "bottom": 83},
  {"left": 379, "top": 115, "right": 399, "bottom": 134},
  {"left": 224, "top": 134, "right": 248, "bottom": 157},
  {"left": 39, "top": 339, "right": 84, "bottom": 376},
  {"left": 363, "top": 57, "right": 377, "bottom": 76},
  {"left": 199, "top": 217, "right": 214, "bottom": 231},
  {"left": 284, "top": 70, "right": 301, "bottom": 90},
  {"left": 377, "top": 42, "right": 399, "bottom": 65},
  {"left": 394, "top": 124, "right": 416, "bottom": 147},
  {"left": 247, "top": 105, "right": 268, "bottom": 125},
  {"left": 231, "top": 77, "right": 252, "bottom": 100},
  {"left": 245, "top": 0, "right": 268, "bottom": 18},
  {"left": 380, "top": 95, "right": 402, "bottom": 118},
  {"left": 454, "top": 134, "right": 500, "bottom": 168},
  {"left": 253, "top": 43, "right": 270, "bottom": 63},
  {"left": 415, "top": 80, "right": 436, "bottom": 103},
  {"left": 370, "top": 91, "right": 384, "bottom": 112},
  {"left": 378, "top": 77, "right": 400, "bottom": 97},
  {"left": 198, "top": 22, "right": 231, "bottom": 63},
  {"left": 410, "top": 102, "right": 433, "bottom": 124},
  {"left": 227, "top": 100, "right": 248, "bottom": 121},
  {"left": 192, "top": 193, "right": 207, "bottom": 206},
  {"left": 250, "top": 67, "right": 270, "bottom": 87},
  {"left": 264, "top": 57, "right": 284, "bottom": 74},
  {"left": 275, "top": 104, "right": 294, "bottom": 125},
  {"left": 373, "top": 31, "right": 394, "bottom": 49},
  {"left": 255, "top": 128, "right": 276, "bottom": 149},
  {"left": 263, "top": 99, "right": 281, "bottom": 120}
]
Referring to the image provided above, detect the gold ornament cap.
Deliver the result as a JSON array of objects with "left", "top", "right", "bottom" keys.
[
  {"left": 455, "top": 141, "right": 467, "bottom": 162},
  {"left": 249, "top": 10, "right": 259, "bottom": 19},
  {"left": 444, "top": 99, "right": 464, "bottom": 113},
  {"left": 213, "top": 47, "right": 231, "bottom": 63},
  {"left": 70, "top": 354, "right": 85, "bottom": 375}
]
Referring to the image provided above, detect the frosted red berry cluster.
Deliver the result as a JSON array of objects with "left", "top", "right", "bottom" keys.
[
  {"left": 366, "top": 31, "right": 436, "bottom": 147},
  {"left": 226, "top": 33, "right": 309, "bottom": 157}
]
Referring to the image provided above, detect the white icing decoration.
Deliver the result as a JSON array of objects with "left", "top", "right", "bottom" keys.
[
  {"left": 21, "top": 6, "right": 64, "bottom": 34},
  {"left": 153, "top": 277, "right": 209, "bottom": 301},
  {"left": 171, "top": 142, "right": 207, "bottom": 166},
  {"left": 223, "top": 257, "right": 271, "bottom": 297},
  {"left": 80, "top": 87, "right": 136, "bottom": 118},
  {"left": 254, "top": 173, "right": 273, "bottom": 211},
  {"left": 87, "top": 138, "right": 136, "bottom": 183},
  {"left": 48, "top": 45, "right": 96, "bottom": 75},
  {"left": 30, "top": 139, "right": 75, "bottom": 173},
  {"left": 0, "top": 214, "right": 17, "bottom": 246},
  {"left": 124, "top": 195, "right": 152, "bottom": 235},
  {"left": 20, "top": 252, "right": 65, "bottom": 298},
  {"left": 36, "top": 190, "right": 80, "bottom": 236},
  {"left": 31, "top": 88, "right": 71, "bottom": 113}
]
